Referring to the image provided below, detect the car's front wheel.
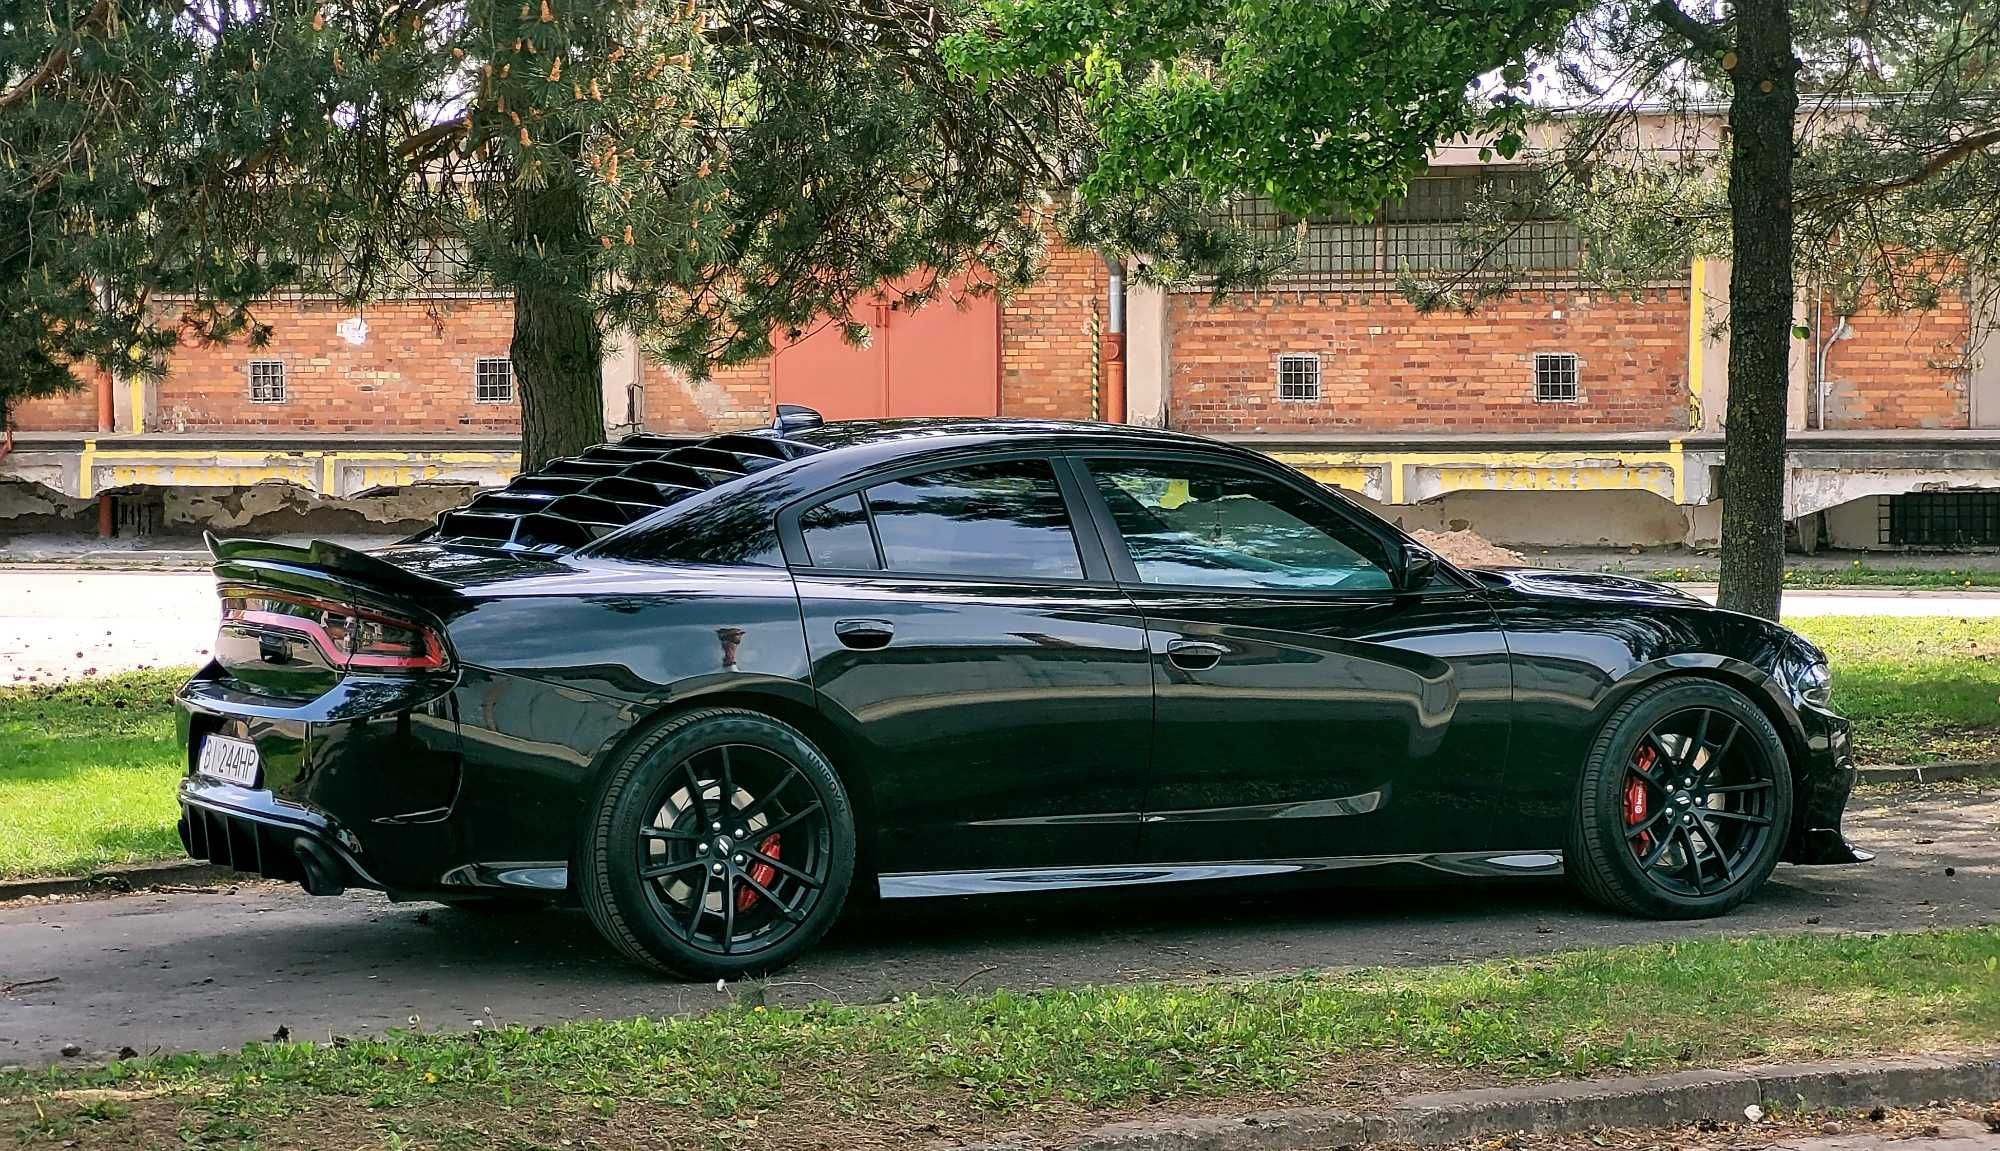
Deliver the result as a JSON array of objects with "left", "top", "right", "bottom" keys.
[
  {"left": 1569, "top": 678, "right": 1793, "bottom": 918},
  {"left": 579, "top": 707, "right": 855, "bottom": 978}
]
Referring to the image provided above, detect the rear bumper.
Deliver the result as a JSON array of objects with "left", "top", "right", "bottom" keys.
[
  {"left": 176, "top": 662, "right": 467, "bottom": 895},
  {"left": 179, "top": 781, "right": 378, "bottom": 894}
]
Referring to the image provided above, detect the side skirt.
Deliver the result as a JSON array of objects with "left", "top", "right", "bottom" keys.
[{"left": 877, "top": 850, "right": 1565, "bottom": 900}]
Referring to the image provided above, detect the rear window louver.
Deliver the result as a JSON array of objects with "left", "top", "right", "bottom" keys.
[{"left": 422, "top": 428, "right": 819, "bottom": 555}]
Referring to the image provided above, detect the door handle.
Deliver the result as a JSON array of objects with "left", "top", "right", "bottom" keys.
[
  {"left": 833, "top": 618, "right": 895, "bottom": 650},
  {"left": 1164, "top": 639, "right": 1227, "bottom": 671}
]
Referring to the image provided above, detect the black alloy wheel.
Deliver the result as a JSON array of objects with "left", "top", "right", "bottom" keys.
[
  {"left": 637, "top": 742, "right": 832, "bottom": 957},
  {"left": 581, "top": 708, "right": 855, "bottom": 978},
  {"left": 1570, "top": 679, "right": 1793, "bottom": 918}
]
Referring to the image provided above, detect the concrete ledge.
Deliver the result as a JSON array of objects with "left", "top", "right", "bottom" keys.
[
  {"left": 0, "top": 860, "right": 237, "bottom": 902},
  {"left": 953, "top": 1052, "right": 2000, "bottom": 1151},
  {"left": 1858, "top": 761, "right": 2000, "bottom": 785}
]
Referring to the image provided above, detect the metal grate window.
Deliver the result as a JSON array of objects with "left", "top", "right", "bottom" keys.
[
  {"left": 1881, "top": 491, "right": 2000, "bottom": 547},
  {"left": 474, "top": 357, "right": 514, "bottom": 403},
  {"left": 1276, "top": 354, "right": 1322, "bottom": 402},
  {"left": 248, "top": 360, "right": 287, "bottom": 403},
  {"left": 1218, "top": 171, "right": 1585, "bottom": 291},
  {"left": 1534, "top": 353, "right": 1579, "bottom": 403}
]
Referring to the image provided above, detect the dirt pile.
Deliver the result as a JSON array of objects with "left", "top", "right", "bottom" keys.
[{"left": 1410, "top": 528, "right": 1525, "bottom": 569}]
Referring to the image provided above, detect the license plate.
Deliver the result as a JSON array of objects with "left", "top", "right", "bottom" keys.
[{"left": 197, "top": 735, "right": 262, "bottom": 787}]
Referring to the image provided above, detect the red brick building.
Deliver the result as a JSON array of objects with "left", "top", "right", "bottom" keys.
[{"left": 9, "top": 139, "right": 2000, "bottom": 551}]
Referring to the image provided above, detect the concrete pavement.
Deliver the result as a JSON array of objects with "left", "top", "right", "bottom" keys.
[
  {"left": 6, "top": 567, "right": 2000, "bottom": 685},
  {"left": 1, "top": 780, "right": 1992, "bottom": 1064},
  {"left": 0, "top": 570, "right": 215, "bottom": 684}
]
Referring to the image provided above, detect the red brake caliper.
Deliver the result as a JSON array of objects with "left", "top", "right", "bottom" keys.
[
  {"left": 1625, "top": 745, "right": 1655, "bottom": 853},
  {"left": 735, "top": 833, "right": 782, "bottom": 912}
]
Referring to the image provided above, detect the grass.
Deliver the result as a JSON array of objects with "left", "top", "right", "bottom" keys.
[
  {"left": 3, "top": 928, "right": 1998, "bottom": 1149},
  {"left": 0, "top": 669, "right": 190, "bottom": 879},
  {"left": 1644, "top": 562, "right": 2000, "bottom": 589},
  {"left": 1789, "top": 616, "right": 2000, "bottom": 765}
]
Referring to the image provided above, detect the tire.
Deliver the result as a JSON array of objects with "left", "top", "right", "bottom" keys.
[
  {"left": 1569, "top": 678, "right": 1793, "bottom": 919},
  {"left": 578, "top": 707, "right": 856, "bottom": 979}
]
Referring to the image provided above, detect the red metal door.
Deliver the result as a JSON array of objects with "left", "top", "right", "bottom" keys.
[{"left": 771, "top": 280, "right": 999, "bottom": 419}]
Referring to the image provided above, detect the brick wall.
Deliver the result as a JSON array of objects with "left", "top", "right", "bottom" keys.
[
  {"left": 1168, "top": 288, "right": 1690, "bottom": 434},
  {"left": 1817, "top": 295, "right": 1971, "bottom": 430},
  {"left": 1001, "top": 243, "right": 1103, "bottom": 421},
  {"left": 640, "top": 361, "right": 773, "bottom": 433},
  {"left": 631, "top": 243, "right": 1105, "bottom": 431},
  {"left": 10, "top": 372, "right": 101, "bottom": 431},
  {"left": 155, "top": 298, "right": 520, "bottom": 432}
]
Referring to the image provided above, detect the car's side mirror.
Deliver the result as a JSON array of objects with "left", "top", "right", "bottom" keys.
[{"left": 1396, "top": 543, "right": 1438, "bottom": 592}]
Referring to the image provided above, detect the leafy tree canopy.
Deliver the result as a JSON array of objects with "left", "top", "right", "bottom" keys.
[{"left": 945, "top": 0, "right": 1585, "bottom": 218}]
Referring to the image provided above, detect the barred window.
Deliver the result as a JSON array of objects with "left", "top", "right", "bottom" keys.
[
  {"left": 1534, "top": 353, "right": 1579, "bottom": 403},
  {"left": 474, "top": 357, "right": 514, "bottom": 403},
  {"left": 1220, "top": 170, "right": 1585, "bottom": 290},
  {"left": 248, "top": 360, "right": 287, "bottom": 403},
  {"left": 1882, "top": 491, "right": 2000, "bottom": 547},
  {"left": 1276, "top": 354, "right": 1322, "bottom": 402}
]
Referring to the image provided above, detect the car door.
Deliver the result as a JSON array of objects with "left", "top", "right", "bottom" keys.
[
  {"left": 779, "top": 451, "right": 1154, "bottom": 880},
  {"left": 1065, "top": 451, "right": 1516, "bottom": 865}
]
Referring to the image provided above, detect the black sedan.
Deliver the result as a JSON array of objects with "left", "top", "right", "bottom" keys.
[{"left": 176, "top": 411, "right": 1865, "bottom": 977}]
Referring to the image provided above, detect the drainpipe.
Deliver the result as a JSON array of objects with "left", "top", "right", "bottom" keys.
[
  {"left": 95, "top": 365, "right": 114, "bottom": 434},
  {"left": 95, "top": 281, "right": 117, "bottom": 434},
  {"left": 1102, "top": 253, "right": 1127, "bottom": 424},
  {"left": 1816, "top": 310, "right": 1852, "bottom": 432},
  {"left": 94, "top": 281, "right": 117, "bottom": 537}
]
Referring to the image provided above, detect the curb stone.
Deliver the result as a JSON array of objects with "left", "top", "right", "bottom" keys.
[
  {"left": 949, "top": 1053, "right": 2000, "bottom": 1151},
  {"left": 0, "top": 861, "right": 236, "bottom": 902},
  {"left": 1857, "top": 761, "right": 2000, "bottom": 785}
]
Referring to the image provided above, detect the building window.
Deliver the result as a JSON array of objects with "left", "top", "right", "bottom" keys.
[
  {"left": 1276, "top": 354, "right": 1322, "bottom": 402},
  {"left": 1534, "top": 352, "right": 1579, "bottom": 403},
  {"left": 1881, "top": 491, "right": 2000, "bottom": 547},
  {"left": 248, "top": 360, "right": 287, "bottom": 403},
  {"left": 475, "top": 357, "right": 514, "bottom": 403}
]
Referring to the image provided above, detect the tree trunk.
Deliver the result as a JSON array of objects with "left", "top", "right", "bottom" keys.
[
  {"left": 1717, "top": 0, "right": 1798, "bottom": 622},
  {"left": 511, "top": 177, "right": 605, "bottom": 472}
]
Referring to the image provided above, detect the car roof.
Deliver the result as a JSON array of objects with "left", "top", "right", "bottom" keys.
[{"left": 425, "top": 416, "right": 1258, "bottom": 559}]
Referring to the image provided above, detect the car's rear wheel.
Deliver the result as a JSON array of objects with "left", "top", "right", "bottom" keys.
[
  {"left": 1569, "top": 679, "right": 1792, "bottom": 918},
  {"left": 579, "top": 708, "right": 855, "bottom": 978}
]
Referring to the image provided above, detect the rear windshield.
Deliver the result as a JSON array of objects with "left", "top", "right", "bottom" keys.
[{"left": 584, "top": 483, "right": 784, "bottom": 567}]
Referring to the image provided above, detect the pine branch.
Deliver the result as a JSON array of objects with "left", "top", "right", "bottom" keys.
[
  {"left": 396, "top": 115, "right": 470, "bottom": 160},
  {"left": 1648, "top": 0, "right": 1732, "bottom": 59},
  {"left": 1800, "top": 122, "right": 2000, "bottom": 209},
  {"left": 0, "top": 0, "right": 113, "bottom": 111}
]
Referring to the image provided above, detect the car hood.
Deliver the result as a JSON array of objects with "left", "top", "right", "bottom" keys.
[{"left": 1462, "top": 566, "right": 1710, "bottom": 608}]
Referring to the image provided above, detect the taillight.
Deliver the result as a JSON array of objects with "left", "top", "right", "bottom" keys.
[{"left": 220, "top": 588, "right": 448, "bottom": 672}]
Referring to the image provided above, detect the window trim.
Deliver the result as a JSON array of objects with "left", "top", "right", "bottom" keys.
[
  {"left": 473, "top": 357, "right": 514, "bottom": 404},
  {"left": 1060, "top": 448, "right": 1455, "bottom": 601},
  {"left": 247, "top": 359, "right": 288, "bottom": 404},
  {"left": 1533, "top": 352, "right": 1580, "bottom": 404},
  {"left": 776, "top": 448, "right": 1114, "bottom": 586}
]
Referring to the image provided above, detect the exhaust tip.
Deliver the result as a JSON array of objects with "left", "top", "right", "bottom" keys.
[{"left": 293, "top": 838, "right": 347, "bottom": 897}]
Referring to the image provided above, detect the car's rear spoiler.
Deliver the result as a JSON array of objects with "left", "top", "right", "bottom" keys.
[{"left": 204, "top": 533, "right": 457, "bottom": 600}]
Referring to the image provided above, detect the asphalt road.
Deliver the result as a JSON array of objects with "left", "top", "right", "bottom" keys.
[
  {"left": 5, "top": 567, "right": 2000, "bottom": 686},
  {"left": 1, "top": 781, "right": 1993, "bottom": 1065}
]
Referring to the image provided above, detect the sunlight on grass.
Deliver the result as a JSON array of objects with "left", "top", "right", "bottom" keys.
[
  {"left": 1789, "top": 616, "right": 2000, "bottom": 764},
  {"left": 0, "top": 669, "right": 191, "bottom": 878}
]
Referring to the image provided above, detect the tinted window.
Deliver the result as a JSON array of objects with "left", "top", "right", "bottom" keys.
[
  {"left": 866, "top": 459, "right": 1083, "bottom": 580},
  {"left": 1088, "top": 460, "right": 1393, "bottom": 592},
  {"left": 800, "top": 493, "right": 880, "bottom": 570},
  {"left": 589, "top": 489, "right": 784, "bottom": 567}
]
